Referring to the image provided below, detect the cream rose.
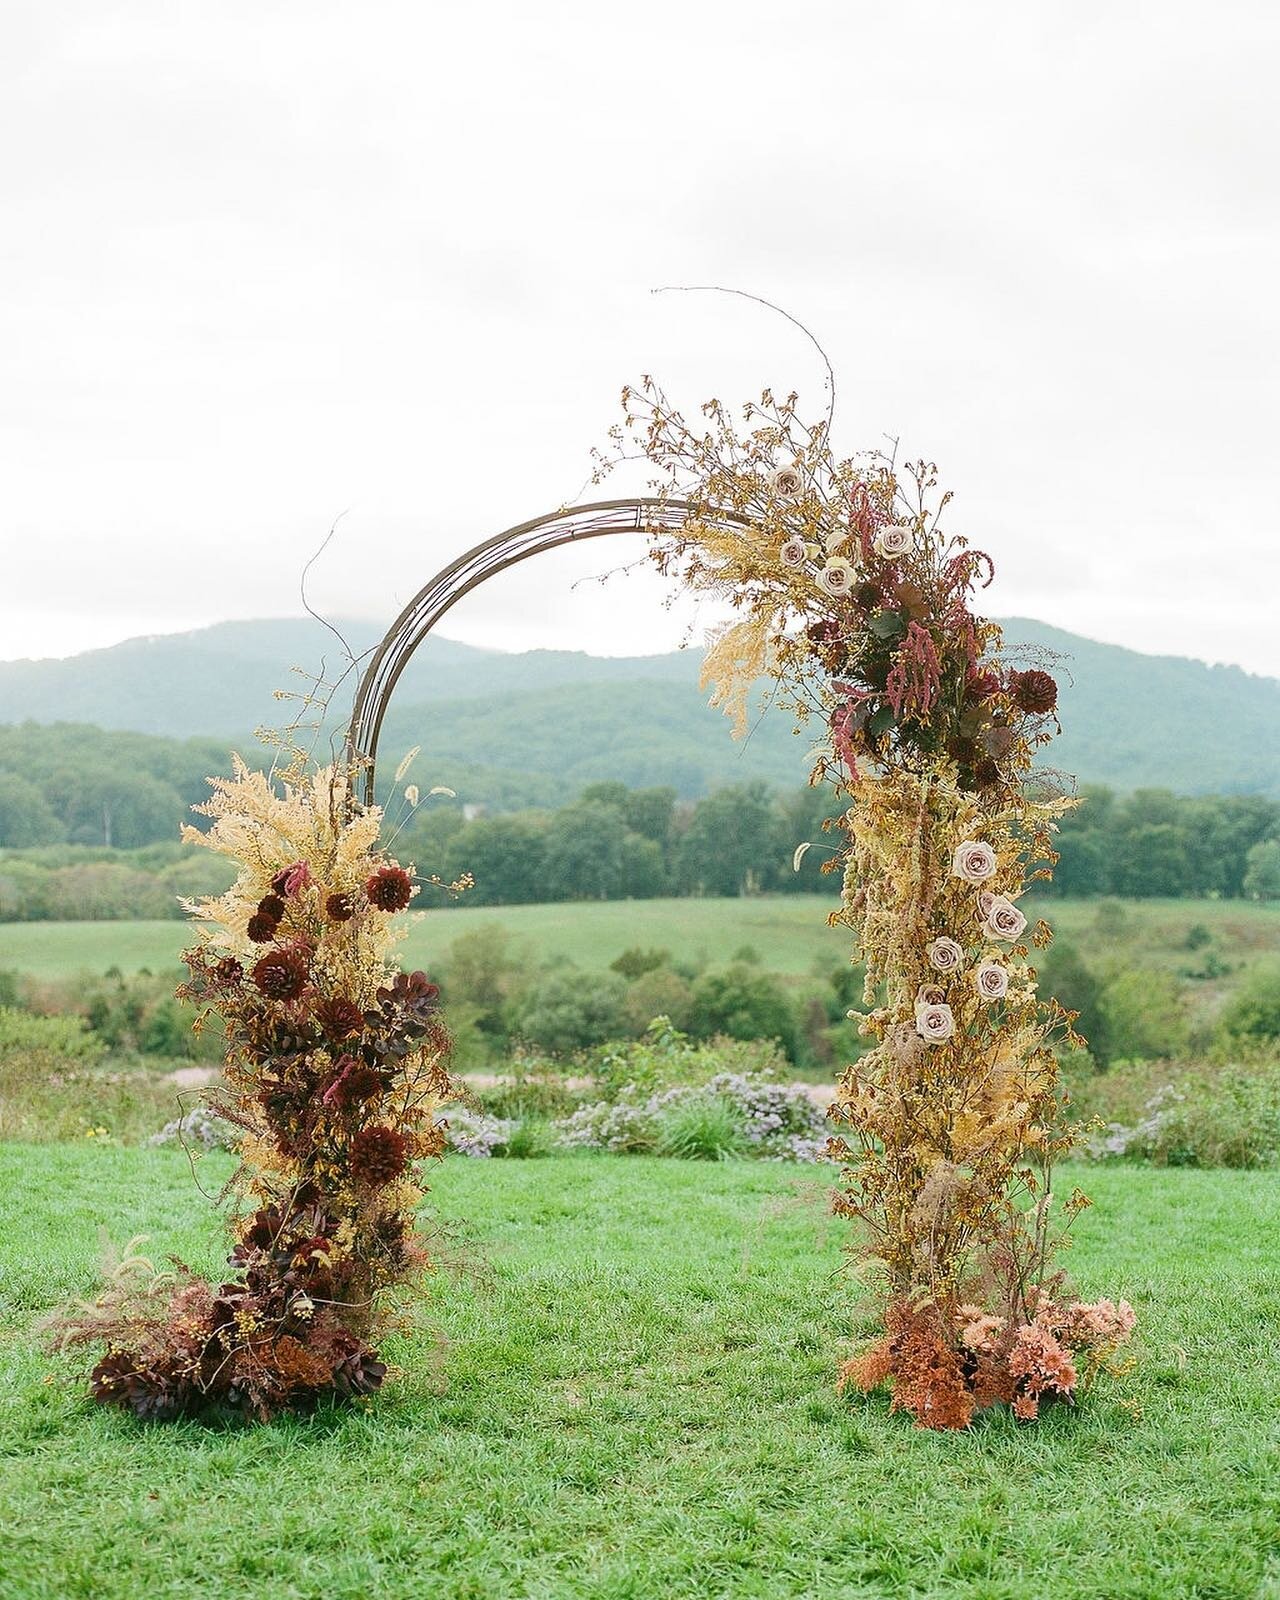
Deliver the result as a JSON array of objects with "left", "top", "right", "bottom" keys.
[
  {"left": 915, "top": 1002, "right": 955, "bottom": 1044},
  {"left": 874, "top": 523, "right": 913, "bottom": 559},
  {"left": 779, "top": 534, "right": 808, "bottom": 570},
  {"left": 974, "top": 962, "right": 1009, "bottom": 1000},
  {"left": 951, "top": 839, "right": 998, "bottom": 884},
  {"left": 768, "top": 463, "right": 804, "bottom": 498},
  {"left": 981, "top": 896, "right": 1027, "bottom": 943},
  {"left": 816, "top": 557, "right": 856, "bottom": 598},
  {"left": 926, "top": 937, "right": 964, "bottom": 975}
]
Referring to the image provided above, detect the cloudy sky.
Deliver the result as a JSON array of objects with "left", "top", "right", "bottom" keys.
[{"left": 3, "top": 2, "right": 1278, "bottom": 676}]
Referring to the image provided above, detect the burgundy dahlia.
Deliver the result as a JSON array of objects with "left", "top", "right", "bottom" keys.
[
  {"left": 325, "top": 892, "right": 355, "bottom": 922},
  {"left": 247, "top": 913, "right": 279, "bottom": 944},
  {"left": 1011, "top": 668, "right": 1058, "bottom": 715},
  {"left": 365, "top": 866, "right": 413, "bottom": 913},
  {"left": 350, "top": 1124, "right": 409, "bottom": 1187},
  {"left": 252, "top": 947, "right": 309, "bottom": 1003},
  {"left": 258, "top": 894, "right": 286, "bottom": 922},
  {"left": 964, "top": 667, "right": 1002, "bottom": 703},
  {"left": 321, "top": 1057, "right": 384, "bottom": 1109},
  {"left": 317, "top": 996, "right": 364, "bottom": 1041}
]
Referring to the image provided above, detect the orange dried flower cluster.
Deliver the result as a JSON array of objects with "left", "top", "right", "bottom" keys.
[{"left": 611, "top": 378, "right": 1136, "bottom": 1427}]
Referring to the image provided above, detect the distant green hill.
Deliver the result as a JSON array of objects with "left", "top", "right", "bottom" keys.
[{"left": 0, "top": 615, "right": 1276, "bottom": 800}]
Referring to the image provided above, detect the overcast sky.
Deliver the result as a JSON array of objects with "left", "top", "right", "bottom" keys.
[{"left": 3, "top": 2, "right": 1278, "bottom": 678}]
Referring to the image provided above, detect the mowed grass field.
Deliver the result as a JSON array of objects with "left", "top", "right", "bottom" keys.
[
  {"left": 1, "top": 1146, "right": 1279, "bottom": 1599},
  {"left": 2, "top": 894, "right": 1278, "bottom": 980}
]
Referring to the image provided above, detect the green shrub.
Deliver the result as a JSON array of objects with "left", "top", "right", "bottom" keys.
[
  {"left": 619, "top": 965, "right": 694, "bottom": 1034},
  {"left": 502, "top": 1118, "right": 553, "bottom": 1159},
  {"left": 610, "top": 946, "right": 672, "bottom": 980},
  {"left": 586, "top": 1019, "right": 788, "bottom": 1103},
  {"left": 655, "top": 1093, "right": 746, "bottom": 1161},
  {"left": 1038, "top": 940, "right": 1110, "bottom": 1062},
  {"left": 0, "top": 1006, "right": 103, "bottom": 1060},
  {"left": 1089, "top": 1061, "right": 1280, "bottom": 1169},
  {"left": 475, "top": 1064, "right": 583, "bottom": 1121},
  {"left": 0, "top": 1046, "right": 186, "bottom": 1143},
  {"left": 688, "top": 963, "right": 797, "bottom": 1060},
  {"left": 508, "top": 969, "right": 627, "bottom": 1057},
  {"left": 1097, "top": 966, "right": 1189, "bottom": 1062},
  {"left": 1217, "top": 960, "right": 1280, "bottom": 1046}
]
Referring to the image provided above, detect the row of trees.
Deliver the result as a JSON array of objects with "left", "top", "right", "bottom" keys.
[
  {"left": 1045, "top": 786, "right": 1280, "bottom": 900},
  {"left": 399, "top": 781, "right": 841, "bottom": 904},
  {"left": 0, "top": 724, "right": 228, "bottom": 850},
  {"left": 6, "top": 786, "right": 1280, "bottom": 921}
]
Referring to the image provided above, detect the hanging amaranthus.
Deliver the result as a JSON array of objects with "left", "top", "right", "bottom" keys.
[{"left": 604, "top": 378, "right": 1134, "bottom": 1428}]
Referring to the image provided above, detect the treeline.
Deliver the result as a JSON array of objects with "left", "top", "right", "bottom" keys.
[
  {"left": 4, "top": 772, "right": 1280, "bottom": 923},
  {"left": 1044, "top": 787, "right": 1280, "bottom": 900},
  {"left": 399, "top": 781, "right": 840, "bottom": 904},
  {"left": 0, "top": 724, "right": 228, "bottom": 849}
]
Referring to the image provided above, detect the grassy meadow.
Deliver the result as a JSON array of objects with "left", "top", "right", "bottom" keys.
[
  {"left": 2, "top": 893, "right": 1278, "bottom": 982},
  {"left": 1, "top": 1145, "right": 1277, "bottom": 1599}
]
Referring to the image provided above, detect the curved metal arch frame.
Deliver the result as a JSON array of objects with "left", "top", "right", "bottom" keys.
[{"left": 344, "top": 497, "right": 743, "bottom": 806}]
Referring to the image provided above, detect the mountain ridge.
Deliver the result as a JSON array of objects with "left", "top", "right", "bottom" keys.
[{"left": 0, "top": 615, "right": 1276, "bottom": 800}]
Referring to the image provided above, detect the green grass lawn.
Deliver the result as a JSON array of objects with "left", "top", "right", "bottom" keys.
[
  {"left": 2, "top": 894, "right": 1277, "bottom": 981},
  {"left": 1, "top": 1146, "right": 1278, "bottom": 1599}
]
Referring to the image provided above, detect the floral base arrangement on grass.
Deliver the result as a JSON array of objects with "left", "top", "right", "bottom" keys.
[
  {"left": 601, "top": 372, "right": 1137, "bottom": 1426},
  {"left": 55, "top": 761, "right": 456, "bottom": 1422}
]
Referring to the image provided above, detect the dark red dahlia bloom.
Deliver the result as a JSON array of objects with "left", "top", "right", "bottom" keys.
[
  {"left": 1011, "top": 668, "right": 1058, "bottom": 715},
  {"left": 325, "top": 892, "right": 355, "bottom": 922},
  {"left": 252, "top": 947, "right": 309, "bottom": 1002},
  {"left": 365, "top": 866, "right": 413, "bottom": 913},
  {"left": 317, "top": 996, "right": 364, "bottom": 1041},
  {"left": 964, "top": 667, "right": 1002, "bottom": 703},
  {"left": 258, "top": 894, "right": 286, "bottom": 922},
  {"left": 321, "top": 1056, "right": 384, "bottom": 1109},
  {"left": 350, "top": 1124, "right": 409, "bottom": 1187},
  {"left": 247, "top": 912, "right": 279, "bottom": 944}
]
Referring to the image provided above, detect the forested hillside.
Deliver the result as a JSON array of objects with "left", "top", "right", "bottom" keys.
[{"left": 0, "top": 614, "right": 1277, "bottom": 805}]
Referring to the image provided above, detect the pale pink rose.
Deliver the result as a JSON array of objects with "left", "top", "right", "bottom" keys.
[
  {"left": 915, "top": 1002, "right": 955, "bottom": 1044},
  {"left": 768, "top": 463, "right": 804, "bottom": 498},
  {"left": 873, "top": 523, "right": 913, "bottom": 559},
  {"left": 981, "top": 896, "right": 1027, "bottom": 943},
  {"left": 951, "top": 840, "right": 998, "bottom": 884},
  {"left": 978, "top": 890, "right": 997, "bottom": 919},
  {"left": 926, "top": 937, "right": 964, "bottom": 975},
  {"left": 779, "top": 535, "right": 808, "bottom": 570},
  {"left": 974, "top": 962, "right": 1009, "bottom": 1000},
  {"left": 816, "top": 558, "right": 856, "bottom": 598}
]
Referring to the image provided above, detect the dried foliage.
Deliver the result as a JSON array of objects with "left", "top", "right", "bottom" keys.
[
  {"left": 604, "top": 376, "right": 1135, "bottom": 1427},
  {"left": 54, "top": 759, "right": 456, "bottom": 1422}
]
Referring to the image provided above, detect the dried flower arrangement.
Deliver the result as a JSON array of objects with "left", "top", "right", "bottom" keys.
[
  {"left": 54, "top": 758, "right": 456, "bottom": 1421},
  {"left": 603, "top": 374, "right": 1135, "bottom": 1427}
]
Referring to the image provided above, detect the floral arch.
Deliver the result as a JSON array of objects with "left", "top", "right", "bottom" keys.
[
  {"left": 343, "top": 497, "right": 743, "bottom": 805},
  {"left": 63, "top": 386, "right": 1135, "bottom": 1431}
]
